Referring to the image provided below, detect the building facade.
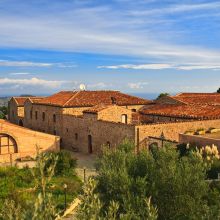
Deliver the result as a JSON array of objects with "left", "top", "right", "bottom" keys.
[{"left": 8, "top": 91, "right": 220, "bottom": 154}]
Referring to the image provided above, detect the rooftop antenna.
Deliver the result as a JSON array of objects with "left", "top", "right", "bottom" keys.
[{"left": 79, "top": 84, "right": 86, "bottom": 91}]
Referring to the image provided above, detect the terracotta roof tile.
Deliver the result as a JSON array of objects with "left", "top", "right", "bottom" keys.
[
  {"left": 171, "top": 93, "right": 220, "bottom": 105},
  {"left": 37, "top": 91, "right": 151, "bottom": 107},
  {"left": 140, "top": 104, "right": 220, "bottom": 119},
  {"left": 13, "top": 97, "right": 44, "bottom": 106}
]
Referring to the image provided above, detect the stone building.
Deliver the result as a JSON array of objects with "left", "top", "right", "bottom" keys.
[
  {"left": 8, "top": 91, "right": 220, "bottom": 154},
  {"left": 8, "top": 96, "right": 44, "bottom": 126}
]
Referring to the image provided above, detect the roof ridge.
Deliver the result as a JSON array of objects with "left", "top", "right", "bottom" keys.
[{"left": 63, "top": 91, "right": 81, "bottom": 106}]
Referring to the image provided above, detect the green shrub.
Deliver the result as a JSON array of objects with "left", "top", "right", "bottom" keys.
[{"left": 44, "top": 151, "right": 77, "bottom": 176}]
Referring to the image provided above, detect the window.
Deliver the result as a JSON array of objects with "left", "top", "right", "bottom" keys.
[
  {"left": 121, "top": 114, "right": 128, "bottom": 124},
  {"left": 42, "top": 112, "right": 45, "bottom": 121},
  {"left": 132, "top": 109, "right": 136, "bottom": 112},
  {"left": 30, "top": 110, "right": 32, "bottom": 119},
  {"left": 75, "top": 133, "right": 78, "bottom": 140},
  {"left": 66, "top": 128, "right": 69, "bottom": 133},
  {"left": 35, "top": 111, "right": 38, "bottom": 120},
  {"left": 53, "top": 114, "right": 56, "bottom": 123},
  {"left": 53, "top": 130, "right": 56, "bottom": 135}
]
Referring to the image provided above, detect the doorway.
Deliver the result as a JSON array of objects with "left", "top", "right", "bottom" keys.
[
  {"left": 88, "top": 135, "right": 93, "bottom": 154},
  {"left": 18, "top": 119, "right": 23, "bottom": 127}
]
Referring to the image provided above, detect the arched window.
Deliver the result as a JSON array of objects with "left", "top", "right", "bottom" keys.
[
  {"left": 121, "top": 114, "right": 128, "bottom": 124},
  {"left": 0, "top": 133, "right": 18, "bottom": 154},
  {"left": 30, "top": 110, "right": 32, "bottom": 119}
]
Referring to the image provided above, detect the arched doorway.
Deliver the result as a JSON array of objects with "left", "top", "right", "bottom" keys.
[
  {"left": 0, "top": 133, "right": 18, "bottom": 154},
  {"left": 19, "top": 119, "right": 23, "bottom": 127},
  {"left": 88, "top": 135, "right": 93, "bottom": 154},
  {"left": 149, "top": 142, "right": 159, "bottom": 152}
]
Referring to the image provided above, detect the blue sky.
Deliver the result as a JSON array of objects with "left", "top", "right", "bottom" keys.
[{"left": 0, "top": 0, "right": 220, "bottom": 96}]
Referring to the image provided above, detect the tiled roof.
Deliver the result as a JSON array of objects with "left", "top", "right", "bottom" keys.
[
  {"left": 140, "top": 104, "right": 220, "bottom": 119},
  {"left": 171, "top": 93, "right": 220, "bottom": 105},
  {"left": 13, "top": 97, "right": 44, "bottom": 106},
  {"left": 37, "top": 91, "right": 151, "bottom": 107}
]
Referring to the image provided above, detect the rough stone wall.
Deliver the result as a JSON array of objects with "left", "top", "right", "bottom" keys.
[
  {"left": 62, "top": 105, "right": 144, "bottom": 116},
  {"left": 0, "top": 120, "right": 60, "bottom": 163},
  {"left": 24, "top": 103, "right": 63, "bottom": 136},
  {"left": 63, "top": 107, "right": 89, "bottom": 116},
  {"left": 136, "top": 119, "right": 220, "bottom": 144},
  {"left": 179, "top": 133, "right": 220, "bottom": 149},
  {"left": 61, "top": 115, "right": 135, "bottom": 153},
  {"left": 97, "top": 106, "right": 133, "bottom": 124},
  {"left": 8, "top": 99, "right": 18, "bottom": 124}
]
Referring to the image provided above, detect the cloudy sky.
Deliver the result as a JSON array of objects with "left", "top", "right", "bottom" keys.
[{"left": 0, "top": 0, "right": 220, "bottom": 96}]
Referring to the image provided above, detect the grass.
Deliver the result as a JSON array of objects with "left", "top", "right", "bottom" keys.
[{"left": 0, "top": 165, "right": 82, "bottom": 212}]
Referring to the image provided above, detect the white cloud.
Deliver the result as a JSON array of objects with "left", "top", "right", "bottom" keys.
[
  {"left": 128, "top": 82, "right": 148, "bottom": 89},
  {"left": 0, "top": 60, "right": 52, "bottom": 67},
  {"left": 98, "top": 64, "right": 173, "bottom": 70},
  {"left": 9, "top": 72, "right": 32, "bottom": 75},
  {"left": 0, "top": 60, "right": 77, "bottom": 68},
  {"left": 0, "top": 77, "right": 65, "bottom": 88},
  {"left": 0, "top": 2, "right": 220, "bottom": 68},
  {"left": 130, "top": 2, "right": 220, "bottom": 16},
  {"left": 98, "top": 63, "right": 220, "bottom": 71}
]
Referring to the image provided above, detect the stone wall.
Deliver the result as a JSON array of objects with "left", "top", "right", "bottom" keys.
[
  {"left": 61, "top": 115, "right": 135, "bottom": 153},
  {"left": 8, "top": 98, "right": 18, "bottom": 124},
  {"left": 63, "top": 107, "right": 90, "bottom": 116},
  {"left": 24, "top": 102, "right": 63, "bottom": 136},
  {"left": 136, "top": 119, "right": 220, "bottom": 144},
  {"left": 179, "top": 133, "right": 220, "bottom": 149},
  {"left": 0, "top": 120, "right": 60, "bottom": 163},
  {"left": 97, "top": 105, "right": 133, "bottom": 124}
]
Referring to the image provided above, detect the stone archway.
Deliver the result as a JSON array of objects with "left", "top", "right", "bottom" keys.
[
  {"left": 149, "top": 142, "right": 159, "bottom": 151},
  {"left": 0, "top": 133, "right": 18, "bottom": 154}
]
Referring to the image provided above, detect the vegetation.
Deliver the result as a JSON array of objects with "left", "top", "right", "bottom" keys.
[
  {"left": 77, "top": 141, "right": 220, "bottom": 219},
  {"left": 2, "top": 142, "right": 220, "bottom": 219},
  {"left": 0, "top": 106, "right": 7, "bottom": 119},
  {"left": 0, "top": 150, "right": 81, "bottom": 219},
  {"left": 156, "top": 93, "right": 170, "bottom": 99}
]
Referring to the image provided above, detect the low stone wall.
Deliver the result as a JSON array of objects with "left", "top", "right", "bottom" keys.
[
  {"left": 136, "top": 119, "right": 220, "bottom": 143},
  {"left": 179, "top": 133, "right": 220, "bottom": 149}
]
